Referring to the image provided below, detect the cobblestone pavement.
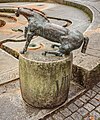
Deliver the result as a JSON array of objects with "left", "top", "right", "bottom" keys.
[{"left": 46, "top": 82, "right": 100, "bottom": 120}]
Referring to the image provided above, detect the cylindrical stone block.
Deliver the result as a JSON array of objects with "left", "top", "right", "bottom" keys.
[{"left": 19, "top": 53, "right": 73, "bottom": 108}]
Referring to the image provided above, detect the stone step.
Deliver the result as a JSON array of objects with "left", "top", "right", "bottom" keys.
[{"left": 0, "top": 49, "right": 19, "bottom": 85}]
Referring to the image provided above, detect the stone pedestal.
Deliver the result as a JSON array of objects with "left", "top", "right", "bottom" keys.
[{"left": 19, "top": 52, "right": 73, "bottom": 108}]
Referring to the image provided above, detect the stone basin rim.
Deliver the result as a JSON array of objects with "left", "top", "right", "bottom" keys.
[
  {"left": 0, "top": 13, "right": 17, "bottom": 21},
  {"left": 19, "top": 53, "right": 72, "bottom": 64},
  {"left": 0, "top": 2, "right": 93, "bottom": 23}
]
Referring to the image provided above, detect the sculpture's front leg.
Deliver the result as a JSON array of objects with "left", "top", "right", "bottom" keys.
[
  {"left": 51, "top": 44, "right": 60, "bottom": 48},
  {"left": 20, "top": 32, "right": 35, "bottom": 54},
  {"left": 42, "top": 51, "right": 63, "bottom": 57},
  {"left": 24, "top": 26, "right": 28, "bottom": 38}
]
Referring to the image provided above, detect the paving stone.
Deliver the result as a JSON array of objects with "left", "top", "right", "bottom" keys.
[
  {"left": 89, "top": 98, "right": 100, "bottom": 107},
  {"left": 68, "top": 103, "right": 78, "bottom": 113},
  {"left": 78, "top": 108, "right": 89, "bottom": 117},
  {"left": 41, "top": 109, "right": 51, "bottom": 115},
  {"left": 74, "top": 99, "right": 84, "bottom": 107},
  {"left": 65, "top": 116, "right": 73, "bottom": 120},
  {"left": 90, "top": 111, "right": 100, "bottom": 120},
  {"left": 95, "top": 94, "right": 100, "bottom": 101},
  {"left": 0, "top": 0, "right": 100, "bottom": 120},
  {"left": 71, "top": 112, "right": 82, "bottom": 120},
  {"left": 92, "top": 86, "right": 100, "bottom": 93},
  {"left": 84, "top": 116, "right": 90, "bottom": 120},
  {"left": 52, "top": 112, "right": 65, "bottom": 120},
  {"left": 79, "top": 95, "right": 90, "bottom": 103},
  {"left": 0, "top": 49, "right": 19, "bottom": 84},
  {"left": 95, "top": 106, "right": 100, "bottom": 114},
  {"left": 46, "top": 117, "right": 53, "bottom": 120},
  {"left": 60, "top": 108, "right": 72, "bottom": 117},
  {"left": 85, "top": 90, "right": 97, "bottom": 98},
  {"left": 0, "top": 89, "right": 43, "bottom": 120},
  {"left": 84, "top": 103, "right": 95, "bottom": 111},
  {"left": 97, "top": 82, "right": 100, "bottom": 88},
  {"left": 0, "top": 80, "right": 19, "bottom": 95}
]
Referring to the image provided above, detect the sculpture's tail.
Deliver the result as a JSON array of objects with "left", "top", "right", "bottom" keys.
[{"left": 81, "top": 37, "right": 89, "bottom": 53}]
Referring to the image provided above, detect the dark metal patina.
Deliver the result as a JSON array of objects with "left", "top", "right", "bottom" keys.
[{"left": 15, "top": 7, "right": 89, "bottom": 56}]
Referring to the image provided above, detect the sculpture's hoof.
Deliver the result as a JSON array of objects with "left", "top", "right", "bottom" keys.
[
  {"left": 20, "top": 50, "right": 25, "bottom": 54},
  {"left": 59, "top": 54, "right": 63, "bottom": 57},
  {"left": 42, "top": 52, "right": 46, "bottom": 56},
  {"left": 51, "top": 45, "right": 55, "bottom": 48},
  {"left": 55, "top": 53, "right": 63, "bottom": 57}
]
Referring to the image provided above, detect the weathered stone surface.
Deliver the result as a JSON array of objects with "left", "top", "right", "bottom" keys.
[
  {"left": 0, "top": 86, "right": 43, "bottom": 120},
  {"left": 77, "top": 107, "right": 88, "bottom": 116},
  {"left": 92, "top": 85, "right": 100, "bottom": 93},
  {"left": 97, "top": 82, "right": 100, "bottom": 87},
  {"left": 19, "top": 52, "right": 73, "bottom": 108},
  {"left": 85, "top": 90, "right": 96, "bottom": 98},
  {"left": 84, "top": 103, "right": 95, "bottom": 111},
  {"left": 95, "top": 106, "right": 100, "bottom": 113},
  {"left": 90, "top": 111, "right": 100, "bottom": 119},
  {"left": 60, "top": 108, "right": 72, "bottom": 117},
  {"left": 0, "top": 79, "right": 85, "bottom": 120},
  {"left": 53, "top": 112, "right": 65, "bottom": 120},
  {"left": 71, "top": 112, "right": 82, "bottom": 120},
  {"left": 89, "top": 98, "right": 100, "bottom": 107},
  {"left": 43, "top": 82, "right": 100, "bottom": 120},
  {"left": 0, "top": 49, "right": 19, "bottom": 84},
  {"left": 73, "top": 53, "right": 100, "bottom": 88},
  {"left": 79, "top": 95, "right": 90, "bottom": 103},
  {"left": 65, "top": 117, "right": 73, "bottom": 120},
  {"left": 68, "top": 103, "right": 78, "bottom": 112},
  {"left": 74, "top": 99, "right": 84, "bottom": 107}
]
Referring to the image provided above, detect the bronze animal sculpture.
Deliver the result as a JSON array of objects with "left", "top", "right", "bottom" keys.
[{"left": 15, "top": 7, "right": 89, "bottom": 56}]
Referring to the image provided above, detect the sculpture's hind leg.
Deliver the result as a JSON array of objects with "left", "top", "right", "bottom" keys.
[
  {"left": 20, "top": 32, "right": 35, "bottom": 54},
  {"left": 24, "top": 26, "right": 28, "bottom": 38},
  {"left": 42, "top": 51, "right": 63, "bottom": 57},
  {"left": 81, "top": 37, "right": 89, "bottom": 53}
]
